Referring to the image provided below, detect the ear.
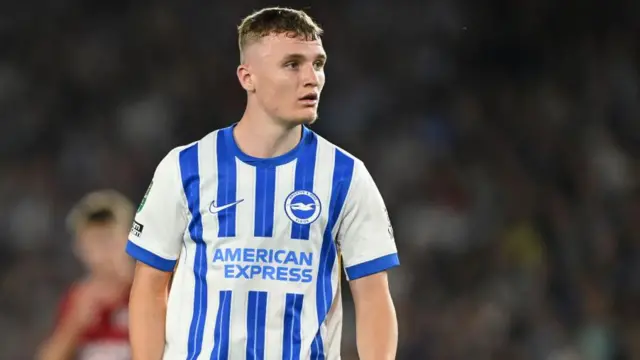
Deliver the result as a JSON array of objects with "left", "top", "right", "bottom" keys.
[{"left": 237, "top": 64, "right": 255, "bottom": 92}]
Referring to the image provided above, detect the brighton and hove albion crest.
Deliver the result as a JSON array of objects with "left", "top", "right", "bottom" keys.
[{"left": 285, "top": 190, "right": 322, "bottom": 225}]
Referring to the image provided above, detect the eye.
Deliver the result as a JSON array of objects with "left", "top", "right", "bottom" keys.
[
  {"left": 284, "top": 61, "right": 299, "bottom": 70},
  {"left": 313, "top": 60, "right": 325, "bottom": 70}
]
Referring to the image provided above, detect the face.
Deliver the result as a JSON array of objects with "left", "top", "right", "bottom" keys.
[
  {"left": 75, "top": 222, "right": 133, "bottom": 281},
  {"left": 239, "top": 33, "right": 327, "bottom": 126}
]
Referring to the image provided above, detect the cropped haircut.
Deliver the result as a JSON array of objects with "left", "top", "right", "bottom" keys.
[{"left": 238, "top": 7, "right": 323, "bottom": 62}]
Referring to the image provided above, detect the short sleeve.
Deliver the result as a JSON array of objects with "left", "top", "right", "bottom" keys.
[
  {"left": 126, "top": 150, "right": 187, "bottom": 272},
  {"left": 337, "top": 161, "right": 400, "bottom": 281}
]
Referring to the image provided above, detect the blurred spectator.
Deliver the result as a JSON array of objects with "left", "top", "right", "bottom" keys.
[{"left": 36, "top": 190, "right": 134, "bottom": 360}]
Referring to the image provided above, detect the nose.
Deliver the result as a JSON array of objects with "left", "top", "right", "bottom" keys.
[{"left": 302, "top": 63, "right": 320, "bottom": 87}]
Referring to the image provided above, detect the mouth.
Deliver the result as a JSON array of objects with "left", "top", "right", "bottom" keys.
[{"left": 299, "top": 93, "right": 319, "bottom": 106}]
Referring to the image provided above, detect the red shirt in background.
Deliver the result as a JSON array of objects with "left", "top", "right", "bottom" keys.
[{"left": 54, "top": 284, "right": 131, "bottom": 360}]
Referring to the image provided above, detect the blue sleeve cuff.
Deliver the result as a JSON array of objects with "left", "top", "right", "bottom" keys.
[
  {"left": 126, "top": 240, "right": 177, "bottom": 272},
  {"left": 345, "top": 253, "right": 400, "bottom": 280}
]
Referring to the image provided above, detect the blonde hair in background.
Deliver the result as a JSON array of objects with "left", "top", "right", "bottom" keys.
[{"left": 66, "top": 189, "right": 134, "bottom": 234}]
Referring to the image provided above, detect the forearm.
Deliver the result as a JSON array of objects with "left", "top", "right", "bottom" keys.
[
  {"left": 355, "top": 295, "right": 398, "bottom": 360},
  {"left": 129, "top": 266, "right": 169, "bottom": 360},
  {"left": 350, "top": 272, "right": 398, "bottom": 360}
]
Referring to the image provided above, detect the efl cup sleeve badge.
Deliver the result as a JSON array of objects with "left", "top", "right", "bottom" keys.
[
  {"left": 137, "top": 181, "right": 153, "bottom": 213},
  {"left": 130, "top": 220, "right": 144, "bottom": 237},
  {"left": 285, "top": 190, "right": 322, "bottom": 225}
]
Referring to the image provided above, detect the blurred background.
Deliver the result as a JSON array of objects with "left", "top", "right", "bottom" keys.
[{"left": 1, "top": 0, "right": 639, "bottom": 359}]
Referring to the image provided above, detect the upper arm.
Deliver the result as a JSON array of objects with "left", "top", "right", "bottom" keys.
[
  {"left": 126, "top": 150, "right": 188, "bottom": 272},
  {"left": 337, "top": 161, "right": 400, "bottom": 281},
  {"left": 131, "top": 261, "right": 174, "bottom": 296},
  {"left": 348, "top": 271, "right": 392, "bottom": 305}
]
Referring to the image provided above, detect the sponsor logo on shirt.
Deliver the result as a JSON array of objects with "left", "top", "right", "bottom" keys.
[
  {"left": 130, "top": 221, "right": 144, "bottom": 237},
  {"left": 209, "top": 199, "right": 244, "bottom": 214},
  {"left": 213, "top": 247, "right": 314, "bottom": 283}
]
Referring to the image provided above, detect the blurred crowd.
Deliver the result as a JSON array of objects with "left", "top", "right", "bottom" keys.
[{"left": 0, "top": 0, "right": 639, "bottom": 359}]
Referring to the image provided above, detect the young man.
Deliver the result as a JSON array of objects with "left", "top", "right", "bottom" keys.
[
  {"left": 127, "top": 7, "right": 399, "bottom": 360},
  {"left": 38, "top": 190, "right": 135, "bottom": 360}
]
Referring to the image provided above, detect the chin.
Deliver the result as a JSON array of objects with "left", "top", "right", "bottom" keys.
[
  {"left": 300, "top": 108, "right": 319, "bottom": 124},
  {"left": 281, "top": 111, "right": 318, "bottom": 126},
  {"left": 300, "top": 115, "right": 317, "bottom": 125}
]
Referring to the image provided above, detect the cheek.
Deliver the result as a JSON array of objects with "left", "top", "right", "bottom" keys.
[
  {"left": 318, "top": 72, "right": 326, "bottom": 87},
  {"left": 83, "top": 248, "right": 108, "bottom": 266},
  {"left": 270, "top": 75, "right": 296, "bottom": 92},
  {"left": 263, "top": 80, "right": 296, "bottom": 107},
  {"left": 109, "top": 252, "right": 129, "bottom": 268}
]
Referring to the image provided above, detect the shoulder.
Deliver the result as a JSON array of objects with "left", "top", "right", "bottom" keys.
[
  {"left": 53, "top": 282, "right": 81, "bottom": 321},
  {"left": 158, "top": 129, "right": 222, "bottom": 170},
  {"left": 312, "top": 131, "right": 366, "bottom": 172},
  {"left": 162, "top": 138, "right": 206, "bottom": 163}
]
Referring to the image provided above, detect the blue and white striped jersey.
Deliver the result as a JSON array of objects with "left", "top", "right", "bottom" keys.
[{"left": 126, "top": 125, "right": 400, "bottom": 360}]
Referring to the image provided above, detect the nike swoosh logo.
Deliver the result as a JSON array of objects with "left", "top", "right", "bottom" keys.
[{"left": 209, "top": 199, "right": 244, "bottom": 214}]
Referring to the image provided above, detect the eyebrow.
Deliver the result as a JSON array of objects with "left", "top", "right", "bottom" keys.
[{"left": 282, "top": 53, "right": 327, "bottom": 62}]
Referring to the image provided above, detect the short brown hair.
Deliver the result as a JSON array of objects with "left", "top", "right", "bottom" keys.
[
  {"left": 66, "top": 189, "right": 134, "bottom": 233},
  {"left": 238, "top": 7, "right": 323, "bottom": 61}
]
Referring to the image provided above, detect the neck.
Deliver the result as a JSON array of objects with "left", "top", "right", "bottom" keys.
[{"left": 234, "top": 110, "right": 303, "bottom": 159}]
